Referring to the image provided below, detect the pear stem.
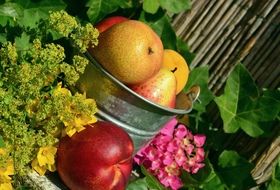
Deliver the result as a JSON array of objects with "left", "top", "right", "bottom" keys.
[
  {"left": 171, "top": 67, "right": 178, "bottom": 73},
  {"left": 148, "top": 47, "right": 154, "bottom": 54}
]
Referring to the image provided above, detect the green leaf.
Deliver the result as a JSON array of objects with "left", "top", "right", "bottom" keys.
[
  {"left": 202, "top": 175, "right": 226, "bottom": 190},
  {"left": 127, "top": 178, "right": 149, "bottom": 190},
  {"left": 0, "top": 135, "right": 5, "bottom": 148},
  {"left": 139, "top": 11, "right": 177, "bottom": 49},
  {"left": 267, "top": 158, "right": 280, "bottom": 190},
  {"left": 86, "top": 0, "right": 126, "bottom": 24},
  {"left": 260, "top": 89, "right": 280, "bottom": 121},
  {"left": 15, "top": 0, "right": 66, "bottom": 28},
  {"left": 141, "top": 166, "right": 167, "bottom": 190},
  {"left": 159, "top": 0, "right": 191, "bottom": 13},
  {"left": 184, "top": 66, "right": 214, "bottom": 112},
  {"left": 181, "top": 159, "right": 227, "bottom": 190},
  {"left": 176, "top": 37, "right": 195, "bottom": 65},
  {"left": 0, "top": 33, "right": 7, "bottom": 43},
  {"left": 0, "top": 2, "right": 23, "bottom": 18},
  {"left": 0, "top": 2, "right": 23, "bottom": 26},
  {"left": 143, "top": 0, "right": 160, "bottom": 14},
  {"left": 217, "top": 150, "right": 255, "bottom": 189},
  {"left": 215, "top": 64, "right": 280, "bottom": 137},
  {"left": 215, "top": 63, "right": 266, "bottom": 137},
  {"left": 192, "top": 159, "right": 217, "bottom": 184},
  {"left": 15, "top": 32, "right": 31, "bottom": 51}
]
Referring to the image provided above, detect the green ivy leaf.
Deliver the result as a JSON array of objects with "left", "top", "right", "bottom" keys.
[
  {"left": 86, "top": 0, "right": 127, "bottom": 24},
  {"left": 184, "top": 66, "right": 214, "bottom": 112},
  {"left": 217, "top": 150, "right": 255, "bottom": 189},
  {"left": 267, "top": 159, "right": 280, "bottom": 190},
  {"left": 202, "top": 175, "right": 226, "bottom": 190},
  {"left": 15, "top": 32, "right": 31, "bottom": 51},
  {"left": 0, "top": 2, "right": 23, "bottom": 18},
  {"left": 0, "top": 2, "right": 23, "bottom": 26},
  {"left": 143, "top": 0, "right": 160, "bottom": 14},
  {"left": 214, "top": 63, "right": 280, "bottom": 137},
  {"left": 159, "top": 0, "right": 191, "bottom": 13},
  {"left": 0, "top": 135, "right": 5, "bottom": 148},
  {"left": 14, "top": 0, "right": 66, "bottom": 28},
  {"left": 127, "top": 178, "right": 149, "bottom": 190},
  {"left": 141, "top": 166, "right": 167, "bottom": 190},
  {"left": 261, "top": 89, "right": 280, "bottom": 121},
  {"left": 176, "top": 37, "right": 195, "bottom": 65},
  {"left": 0, "top": 33, "right": 7, "bottom": 43},
  {"left": 139, "top": 11, "right": 177, "bottom": 49},
  {"left": 181, "top": 159, "right": 227, "bottom": 189}
]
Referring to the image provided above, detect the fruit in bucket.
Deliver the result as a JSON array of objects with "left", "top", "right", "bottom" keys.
[
  {"left": 130, "top": 68, "right": 177, "bottom": 108},
  {"left": 95, "top": 16, "right": 128, "bottom": 33},
  {"left": 57, "top": 121, "right": 134, "bottom": 190},
  {"left": 89, "top": 20, "right": 164, "bottom": 84},
  {"left": 162, "top": 49, "right": 190, "bottom": 94}
]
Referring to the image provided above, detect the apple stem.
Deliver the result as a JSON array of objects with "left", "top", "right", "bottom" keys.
[
  {"left": 171, "top": 67, "right": 178, "bottom": 73},
  {"left": 148, "top": 47, "right": 154, "bottom": 54}
]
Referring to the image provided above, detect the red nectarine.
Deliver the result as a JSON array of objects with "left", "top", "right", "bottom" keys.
[
  {"left": 95, "top": 16, "right": 128, "bottom": 33},
  {"left": 57, "top": 121, "right": 134, "bottom": 190}
]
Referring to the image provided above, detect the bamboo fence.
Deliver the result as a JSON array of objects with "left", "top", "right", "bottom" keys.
[{"left": 172, "top": 0, "right": 280, "bottom": 187}]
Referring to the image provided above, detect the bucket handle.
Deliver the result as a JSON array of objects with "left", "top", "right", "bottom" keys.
[{"left": 176, "top": 85, "right": 201, "bottom": 111}]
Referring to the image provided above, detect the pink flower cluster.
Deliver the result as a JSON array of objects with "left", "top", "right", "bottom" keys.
[{"left": 134, "top": 118, "right": 206, "bottom": 190}]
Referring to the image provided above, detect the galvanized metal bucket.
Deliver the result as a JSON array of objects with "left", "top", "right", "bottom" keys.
[{"left": 76, "top": 52, "right": 200, "bottom": 151}]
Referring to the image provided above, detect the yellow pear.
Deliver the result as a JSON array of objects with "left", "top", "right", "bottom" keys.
[
  {"left": 89, "top": 20, "right": 164, "bottom": 85},
  {"left": 129, "top": 68, "right": 177, "bottom": 108}
]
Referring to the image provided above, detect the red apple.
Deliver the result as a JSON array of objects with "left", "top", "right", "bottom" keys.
[
  {"left": 95, "top": 16, "right": 128, "bottom": 33},
  {"left": 57, "top": 121, "right": 134, "bottom": 190}
]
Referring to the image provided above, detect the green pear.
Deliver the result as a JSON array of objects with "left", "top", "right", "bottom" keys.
[
  {"left": 129, "top": 68, "right": 177, "bottom": 108},
  {"left": 89, "top": 20, "right": 164, "bottom": 85}
]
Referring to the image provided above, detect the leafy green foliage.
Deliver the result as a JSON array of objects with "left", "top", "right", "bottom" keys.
[
  {"left": 217, "top": 150, "right": 256, "bottom": 189},
  {"left": 0, "top": 2, "right": 23, "bottom": 26},
  {"left": 16, "top": 0, "right": 66, "bottom": 28},
  {"left": 181, "top": 159, "right": 226, "bottom": 189},
  {"left": 15, "top": 32, "right": 31, "bottom": 51},
  {"left": 0, "top": 0, "right": 66, "bottom": 28},
  {"left": 176, "top": 37, "right": 195, "bottom": 65},
  {"left": 139, "top": 10, "right": 177, "bottom": 49},
  {"left": 267, "top": 158, "right": 280, "bottom": 190},
  {"left": 0, "top": 135, "right": 5, "bottom": 148},
  {"left": 127, "top": 167, "right": 168, "bottom": 190},
  {"left": 184, "top": 66, "right": 214, "bottom": 112},
  {"left": 182, "top": 151, "right": 255, "bottom": 190},
  {"left": 86, "top": 0, "right": 127, "bottom": 24},
  {"left": 141, "top": 166, "right": 168, "bottom": 190},
  {"left": 159, "top": 0, "right": 191, "bottom": 13},
  {"left": 143, "top": 0, "right": 160, "bottom": 14},
  {"left": 215, "top": 64, "right": 280, "bottom": 137},
  {"left": 127, "top": 178, "right": 149, "bottom": 190},
  {"left": 142, "top": 0, "right": 191, "bottom": 14}
]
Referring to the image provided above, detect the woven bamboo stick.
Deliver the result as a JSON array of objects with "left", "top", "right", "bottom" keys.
[
  {"left": 182, "top": 0, "right": 218, "bottom": 45},
  {"left": 257, "top": 47, "right": 280, "bottom": 88},
  {"left": 250, "top": 19, "right": 280, "bottom": 75},
  {"left": 172, "top": 0, "right": 207, "bottom": 36},
  {"left": 252, "top": 133, "right": 280, "bottom": 185},
  {"left": 187, "top": 1, "right": 226, "bottom": 48},
  {"left": 245, "top": 19, "right": 280, "bottom": 71},
  {"left": 253, "top": 34, "right": 280, "bottom": 82},
  {"left": 209, "top": 0, "right": 279, "bottom": 92},
  {"left": 191, "top": 0, "right": 251, "bottom": 68},
  {"left": 173, "top": 0, "right": 212, "bottom": 39},
  {"left": 191, "top": 1, "right": 235, "bottom": 52},
  {"left": 244, "top": 2, "right": 280, "bottom": 72}
]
